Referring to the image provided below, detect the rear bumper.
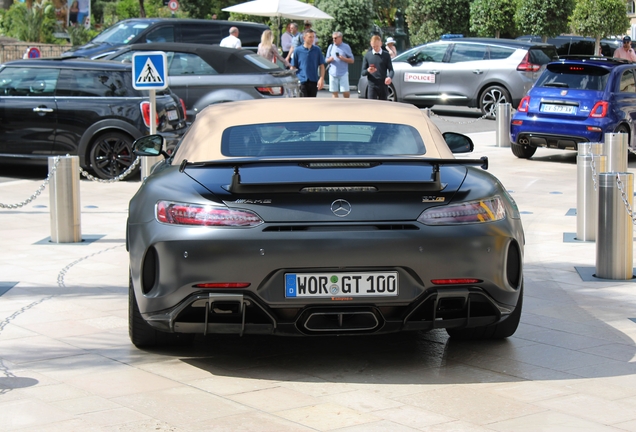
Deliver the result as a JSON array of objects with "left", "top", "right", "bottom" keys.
[
  {"left": 143, "top": 286, "right": 517, "bottom": 336},
  {"left": 511, "top": 116, "right": 610, "bottom": 149}
]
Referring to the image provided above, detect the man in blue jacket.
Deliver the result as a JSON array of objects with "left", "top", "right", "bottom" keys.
[{"left": 291, "top": 30, "right": 325, "bottom": 97}]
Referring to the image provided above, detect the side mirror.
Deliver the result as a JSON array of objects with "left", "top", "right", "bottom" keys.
[
  {"left": 406, "top": 54, "right": 419, "bottom": 65},
  {"left": 132, "top": 134, "right": 169, "bottom": 158},
  {"left": 443, "top": 132, "right": 474, "bottom": 154}
]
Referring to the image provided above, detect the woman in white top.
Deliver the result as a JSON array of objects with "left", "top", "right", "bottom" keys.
[
  {"left": 257, "top": 29, "right": 290, "bottom": 68},
  {"left": 385, "top": 37, "right": 397, "bottom": 59}
]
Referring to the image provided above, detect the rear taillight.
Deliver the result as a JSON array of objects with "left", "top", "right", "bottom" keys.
[
  {"left": 140, "top": 101, "right": 160, "bottom": 128},
  {"left": 517, "top": 96, "right": 531, "bottom": 112},
  {"left": 516, "top": 52, "right": 541, "bottom": 72},
  {"left": 156, "top": 200, "right": 263, "bottom": 227},
  {"left": 418, "top": 197, "right": 506, "bottom": 225},
  {"left": 590, "top": 101, "right": 609, "bottom": 118},
  {"left": 179, "top": 98, "right": 187, "bottom": 118},
  {"left": 256, "top": 86, "right": 284, "bottom": 96}
]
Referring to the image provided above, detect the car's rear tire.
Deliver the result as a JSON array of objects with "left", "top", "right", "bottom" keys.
[
  {"left": 89, "top": 131, "right": 138, "bottom": 180},
  {"left": 129, "top": 276, "right": 194, "bottom": 347},
  {"left": 479, "top": 85, "right": 511, "bottom": 119},
  {"left": 446, "top": 284, "right": 523, "bottom": 340},
  {"left": 511, "top": 142, "right": 537, "bottom": 158}
]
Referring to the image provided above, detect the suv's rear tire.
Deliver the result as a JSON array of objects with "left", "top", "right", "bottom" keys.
[
  {"left": 446, "top": 284, "right": 523, "bottom": 340},
  {"left": 480, "top": 85, "right": 511, "bottom": 119},
  {"left": 89, "top": 131, "right": 138, "bottom": 180},
  {"left": 129, "top": 276, "right": 194, "bottom": 348},
  {"left": 511, "top": 142, "right": 537, "bottom": 158}
]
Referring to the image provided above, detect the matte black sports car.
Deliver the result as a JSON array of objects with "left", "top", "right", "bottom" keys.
[{"left": 127, "top": 98, "right": 524, "bottom": 347}]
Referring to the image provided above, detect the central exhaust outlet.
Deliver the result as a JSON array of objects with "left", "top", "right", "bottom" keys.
[{"left": 304, "top": 310, "right": 380, "bottom": 332}]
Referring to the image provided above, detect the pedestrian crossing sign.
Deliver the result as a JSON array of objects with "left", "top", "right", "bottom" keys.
[{"left": 132, "top": 51, "right": 168, "bottom": 90}]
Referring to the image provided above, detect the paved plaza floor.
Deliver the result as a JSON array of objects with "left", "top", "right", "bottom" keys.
[{"left": 1, "top": 131, "right": 636, "bottom": 431}]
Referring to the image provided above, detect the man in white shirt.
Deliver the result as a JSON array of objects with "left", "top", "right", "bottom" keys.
[{"left": 220, "top": 27, "right": 242, "bottom": 49}]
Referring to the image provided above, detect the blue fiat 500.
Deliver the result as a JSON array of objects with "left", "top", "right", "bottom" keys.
[{"left": 510, "top": 57, "right": 636, "bottom": 158}]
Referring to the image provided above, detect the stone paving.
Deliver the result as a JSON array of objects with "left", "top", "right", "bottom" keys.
[{"left": 0, "top": 131, "right": 636, "bottom": 431}]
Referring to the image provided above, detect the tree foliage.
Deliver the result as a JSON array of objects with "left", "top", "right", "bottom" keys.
[
  {"left": 313, "top": 0, "right": 374, "bottom": 55},
  {"left": 372, "top": 0, "right": 408, "bottom": 28},
  {"left": 405, "top": 0, "right": 470, "bottom": 45},
  {"left": 470, "top": 0, "right": 518, "bottom": 38},
  {"left": 0, "top": 0, "right": 59, "bottom": 43},
  {"left": 570, "top": 0, "right": 629, "bottom": 54},
  {"left": 515, "top": 0, "right": 574, "bottom": 41}
]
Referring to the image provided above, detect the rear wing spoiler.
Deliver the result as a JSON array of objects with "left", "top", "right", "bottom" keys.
[{"left": 179, "top": 156, "right": 488, "bottom": 194}]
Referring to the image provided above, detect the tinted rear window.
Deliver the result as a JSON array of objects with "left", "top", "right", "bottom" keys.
[
  {"left": 56, "top": 69, "right": 139, "bottom": 97},
  {"left": 536, "top": 64, "right": 609, "bottom": 90},
  {"left": 222, "top": 122, "right": 426, "bottom": 157},
  {"left": 529, "top": 47, "right": 559, "bottom": 65}
]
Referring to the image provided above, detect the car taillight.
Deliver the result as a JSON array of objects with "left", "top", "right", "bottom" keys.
[
  {"left": 179, "top": 98, "right": 187, "bottom": 118},
  {"left": 589, "top": 101, "right": 609, "bottom": 118},
  {"left": 156, "top": 200, "right": 263, "bottom": 227},
  {"left": 517, "top": 96, "right": 531, "bottom": 112},
  {"left": 256, "top": 86, "right": 284, "bottom": 96},
  {"left": 516, "top": 52, "right": 541, "bottom": 72},
  {"left": 418, "top": 197, "right": 506, "bottom": 225},
  {"left": 140, "top": 101, "right": 160, "bottom": 128}
]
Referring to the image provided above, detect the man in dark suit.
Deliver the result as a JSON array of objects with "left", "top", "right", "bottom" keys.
[{"left": 361, "top": 35, "right": 394, "bottom": 100}]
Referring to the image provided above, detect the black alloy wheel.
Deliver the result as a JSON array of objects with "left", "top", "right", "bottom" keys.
[{"left": 89, "top": 131, "right": 138, "bottom": 180}]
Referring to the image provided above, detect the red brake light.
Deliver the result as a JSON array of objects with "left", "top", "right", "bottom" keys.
[
  {"left": 156, "top": 200, "right": 263, "bottom": 227},
  {"left": 179, "top": 98, "right": 187, "bottom": 118},
  {"left": 516, "top": 52, "right": 541, "bottom": 72},
  {"left": 194, "top": 283, "right": 251, "bottom": 288},
  {"left": 431, "top": 279, "right": 482, "bottom": 285},
  {"left": 518, "top": 96, "right": 531, "bottom": 112},
  {"left": 256, "top": 86, "right": 284, "bottom": 96},
  {"left": 590, "top": 101, "right": 609, "bottom": 118},
  {"left": 140, "top": 101, "right": 160, "bottom": 128}
]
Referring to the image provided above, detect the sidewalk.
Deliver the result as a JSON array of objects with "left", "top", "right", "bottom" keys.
[{"left": 1, "top": 133, "right": 636, "bottom": 431}]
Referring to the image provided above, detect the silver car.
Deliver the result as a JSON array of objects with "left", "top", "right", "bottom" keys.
[{"left": 358, "top": 38, "right": 558, "bottom": 117}]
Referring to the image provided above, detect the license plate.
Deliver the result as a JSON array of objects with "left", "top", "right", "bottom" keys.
[
  {"left": 540, "top": 104, "right": 575, "bottom": 114},
  {"left": 285, "top": 272, "right": 398, "bottom": 298},
  {"left": 404, "top": 72, "right": 436, "bottom": 83},
  {"left": 167, "top": 109, "right": 178, "bottom": 120}
]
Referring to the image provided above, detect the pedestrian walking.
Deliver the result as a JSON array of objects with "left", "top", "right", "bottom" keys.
[
  {"left": 281, "top": 23, "right": 293, "bottom": 58},
  {"left": 290, "top": 29, "right": 325, "bottom": 97},
  {"left": 325, "top": 31, "right": 354, "bottom": 98},
  {"left": 385, "top": 37, "right": 397, "bottom": 58},
  {"left": 361, "top": 35, "right": 394, "bottom": 100},
  {"left": 285, "top": 22, "right": 302, "bottom": 63},
  {"left": 258, "top": 29, "right": 290, "bottom": 68},
  {"left": 614, "top": 36, "right": 636, "bottom": 61},
  {"left": 220, "top": 27, "right": 242, "bottom": 49}
]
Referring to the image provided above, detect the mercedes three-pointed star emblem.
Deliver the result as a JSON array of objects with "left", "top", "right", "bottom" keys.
[{"left": 331, "top": 199, "right": 352, "bottom": 217}]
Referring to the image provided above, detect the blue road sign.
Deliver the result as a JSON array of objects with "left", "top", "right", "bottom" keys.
[{"left": 132, "top": 52, "right": 168, "bottom": 90}]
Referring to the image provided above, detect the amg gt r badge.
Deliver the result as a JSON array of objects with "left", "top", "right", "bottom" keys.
[
  {"left": 232, "top": 199, "right": 272, "bottom": 204},
  {"left": 331, "top": 199, "right": 352, "bottom": 217},
  {"left": 422, "top": 196, "right": 445, "bottom": 202}
]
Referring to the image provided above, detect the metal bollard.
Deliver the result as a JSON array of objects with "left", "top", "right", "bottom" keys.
[
  {"left": 576, "top": 143, "right": 606, "bottom": 241},
  {"left": 496, "top": 102, "right": 511, "bottom": 147},
  {"left": 49, "top": 156, "right": 81, "bottom": 243},
  {"left": 596, "top": 172, "right": 634, "bottom": 280},
  {"left": 604, "top": 132, "right": 628, "bottom": 173}
]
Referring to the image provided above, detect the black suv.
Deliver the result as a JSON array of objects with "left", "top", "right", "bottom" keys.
[
  {"left": 62, "top": 18, "right": 269, "bottom": 59},
  {"left": 0, "top": 59, "right": 187, "bottom": 179}
]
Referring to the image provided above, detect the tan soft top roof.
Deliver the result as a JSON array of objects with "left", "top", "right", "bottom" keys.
[{"left": 173, "top": 98, "right": 454, "bottom": 162}]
